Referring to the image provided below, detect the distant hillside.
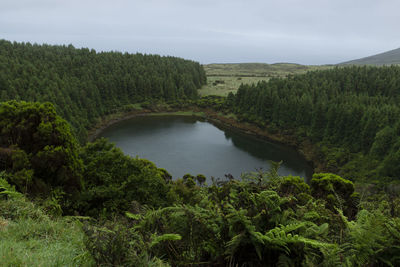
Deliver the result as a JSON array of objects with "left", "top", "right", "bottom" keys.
[
  {"left": 204, "top": 63, "right": 329, "bottom": 77},
  {"left": 199, "top": 63, "right": 332, "bottom": 96},
  {"left": 341, "top": 47, "right": 400, "bottom": 66}
]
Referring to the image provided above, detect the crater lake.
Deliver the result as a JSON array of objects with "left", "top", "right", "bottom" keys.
[{"left": 98, "top": 115, "right": 313, "bottom": 181}]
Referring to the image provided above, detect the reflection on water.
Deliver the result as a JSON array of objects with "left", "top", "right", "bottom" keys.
[
  {"left": 223, "top": 129, "right": 311, "bottom": 177},
  {"left": 99, "top": 115, "right": 313, "bottom": 182}
]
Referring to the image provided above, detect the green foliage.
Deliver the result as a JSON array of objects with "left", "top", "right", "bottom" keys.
[
  {"left": 1, "top": 40, "right": 400, "bottom": 266},
  {"left": 0, "top": 172, "right": 23, "bottom": 199},
  {"left": 380, "top": 147, "right": 400, "bottom": 178},
  {"left": 311, "top": 173, "right": 358, "bottom": 217},
  {"left": 150, "top": 233, "right": 182, "bottom": 248},
  {"left": 113, "top": 170, "right": 353, "bottom": 266},
  {"left": 0, "top": 101, "right": 83, "bottom": 195},
  {"left": 195, "top": 174, "right": 206, "bottom": 186},
  {"left": 311, "top": 173, "right": 354, "bottom": 198},
  {"left": 0, "top": 39, "right": 206, "bottom": 141},
  {"left": 38, "top": 188, "right": 65, "bottom": 217},
  {"left": 338, "top": 208, "right": 400, "bottom": 266},
  {"left": 83, "top": 221, "right": 137, "bottom": 266},
  {"left": 196, "top": 95, "right": 227, "bottom": 110},
  {"left": 0, "top": 196, "right": 93, "bottom": 266},
  {"left": 370, "top": 126, "right": 396, "bottom": 159},
  {"left": 76, "top": 138, "right": 170, "bottom": 217},
  {"left": 278, "top": 175, "right": 311, "bottom": 196},
  {"left": 83, "top": 219, "right": 171, "bottom": 266},
  {"left": 167, "top": 177, "right": 204, "bottom": 205},
  {"left": 227, "top": 65, "right": 400, "bottom": 181}
]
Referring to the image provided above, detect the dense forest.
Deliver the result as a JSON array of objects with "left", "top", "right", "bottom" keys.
[
  {"left": 1, "top": 41, "right": 400, "bottom": 266},
  {"left": 0, "top": 39, "right": 206, "bottom": 140},
  {"left": 226, "top": 66, "right": 400, "bottom": 182}
]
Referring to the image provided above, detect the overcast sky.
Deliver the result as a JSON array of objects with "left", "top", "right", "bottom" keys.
[{"left": 1, "top": 0, "right": 399, "bottom": 65}]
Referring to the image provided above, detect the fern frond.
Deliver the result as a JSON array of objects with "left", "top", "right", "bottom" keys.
[
  {"left": 0, "top": 176, "right": 22, "bottom": 199},
  {"left": 225, "top": 233, "right": 245, "bottom": 256},
  {"left": 150, "top": 233, "right": 182, "bottom": 248},
  {"left": 126, "top": 211, "right": 143, "bottom": 221}
]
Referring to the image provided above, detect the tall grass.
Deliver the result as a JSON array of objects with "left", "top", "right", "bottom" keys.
[{"left": 0, "top": 197, "right": 94, "bottom": 266}]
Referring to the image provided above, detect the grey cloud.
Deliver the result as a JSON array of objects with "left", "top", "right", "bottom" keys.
[{"left": 0, "top": 0, "right": 399, "bottom": 64}]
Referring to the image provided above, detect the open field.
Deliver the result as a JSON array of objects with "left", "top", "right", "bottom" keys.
[
  {"left": 199, "top": 76, "right": 269, "bottom": 96},
  {"left": 203, "top": 63, "right": 328, "bottom": 77},
  {"left": 199, "top": 63, "right": 332, "bottom": 96}
]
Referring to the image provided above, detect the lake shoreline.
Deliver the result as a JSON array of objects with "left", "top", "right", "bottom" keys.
[
  {"left": 201, "top": 109, "right": 324, "bottom": 173},
  {"left": 87, "top": 109, "right": 207, "bottom": 142},
  {"left": 87, "top": 106, "right": 325, "bottom": 174}
]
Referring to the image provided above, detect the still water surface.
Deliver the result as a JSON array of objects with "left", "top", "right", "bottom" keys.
[{"left": 99, "top": 116, "right": 313, "bottom": 181}]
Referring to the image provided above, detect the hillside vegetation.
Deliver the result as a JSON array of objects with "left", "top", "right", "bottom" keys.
[
  {"left": 1, "top": 109, "right": 399, "bottom": 266},
  {"left": 341, "top": 47, "right": 400, "bottom": 66},
  {"left": 1, "top": 40, "right": 400, "bottom": 266},
  {"left": 0, "top": 176, "right": 94, "bottom": 266},
  {"left": 223, "top": 66, "right": 400, "bottom": 182},
  {"left": 0, "top": 39, "right": 206, "bottom": 140}
]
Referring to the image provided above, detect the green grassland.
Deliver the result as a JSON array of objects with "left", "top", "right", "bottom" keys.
[
  {"left": 200, "top": 63, "right": 332, "bottom": 96},
  {"left": 0, "top": 196, "right": 93, "bottom": 266},
  {"left": 199, "top": 76, "right": 270, "bottom": 96}
]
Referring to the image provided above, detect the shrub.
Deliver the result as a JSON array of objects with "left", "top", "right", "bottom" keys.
[{"left": 311, "top": 173, "right": 359, "bottom": 218}]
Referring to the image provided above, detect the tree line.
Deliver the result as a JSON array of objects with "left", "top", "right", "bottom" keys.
[
  {"left": 226, "top": 66, "right": 400, "bottom": 181},
  {"left": 0, "top": 39, "right": 206, "bottom": 140}
]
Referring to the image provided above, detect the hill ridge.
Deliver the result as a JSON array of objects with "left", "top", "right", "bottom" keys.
[{"left": 341, "top": 47, "right": 400, "bottom": 65}]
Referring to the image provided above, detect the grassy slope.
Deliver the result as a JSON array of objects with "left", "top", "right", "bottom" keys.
[
  {"left": 0, "top": 197, "right": 94, "bottom": 266},
  {"left": 340, "top": 47, "right": 400, "bottom": 66},
  {"left": 200, "top": 63, "right": 332, "bottom": 96}
]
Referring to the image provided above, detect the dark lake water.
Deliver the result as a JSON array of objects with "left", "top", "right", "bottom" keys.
[{"left": 99, "top": 115, "right": 313, "bottom": 181}]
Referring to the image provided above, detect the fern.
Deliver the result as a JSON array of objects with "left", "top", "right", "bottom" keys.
[
  {"left": 150, "top": 233, "right": 182, "bottom": 248},
  {"left": 241, "top": 160, "right": 282, "bottom": 187},
  {"left": 339, "top": 208, "right": 400, "bottom": 266},
  {"left": 318, "top": 244, "right": 344, "bottom": 267},
  {"left": 277, "top": 254, "right": 296, "bottom": 267},
  {"left": 262, "top": 223, "right": 334, "bottom": 257},
  {"left": 125, "top": 211, "right": 142, "bottom": 221},
  {"left": 135, "top": 205, "right": 184, "bottom": 231},
  {"left": 0, "top": 174, "right": 22, "bottom": 199},
  {"left": 305, "top": 222, "right": 329, "bottom": 239}
]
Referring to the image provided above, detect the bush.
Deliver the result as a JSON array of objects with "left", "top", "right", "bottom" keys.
[
  {"left": 0, "top": 101, "right": 83, "bottom": 194},
  {"left": 311, "top": 173, "right": 359, "bottom": 218},
  {"left": 76, "top": 138, "right": 170, "bottom": 217},
  {"left": 278, "top": 176, "right": 311, "bottom": 196}
]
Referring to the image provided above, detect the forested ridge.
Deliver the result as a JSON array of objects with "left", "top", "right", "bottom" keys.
[
  {"left": 0, "top": 39, "right": 206, "bottom": 139},
  {"left": 1, "top": 40, "right": 400, "bottom": 266},
  {"left": 226, "top": 66, "right": 400, "bottom": 181}
]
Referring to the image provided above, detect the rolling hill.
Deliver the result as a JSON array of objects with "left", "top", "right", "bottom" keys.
[{"left": 341, "top": 47, "right": 400, "bottom": 65}]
